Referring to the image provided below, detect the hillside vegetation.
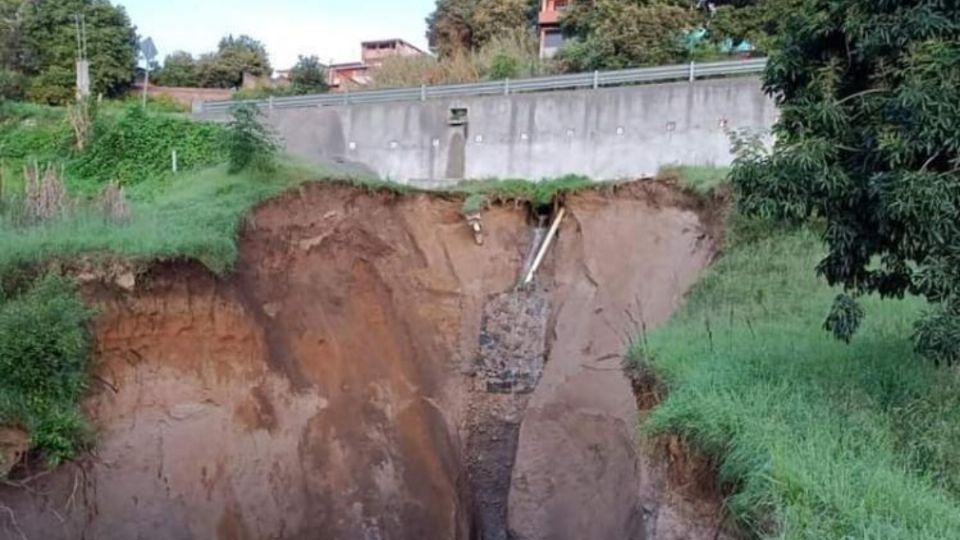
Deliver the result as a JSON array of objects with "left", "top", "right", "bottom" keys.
[{"left": 630, "top": 208, "right": 960, "bottom": 538}]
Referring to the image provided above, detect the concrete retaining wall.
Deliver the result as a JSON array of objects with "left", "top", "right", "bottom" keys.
[{"left": 201, "top": 76, "right": 777, "bottom": 186}]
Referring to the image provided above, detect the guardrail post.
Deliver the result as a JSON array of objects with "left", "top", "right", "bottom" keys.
[
  {"left": 421, "top": 84, "right": 426, "bottom": 101},
  {"left": 344, "top": 90, "right": 350, "bottom": 105},
  {"left": 504, "top": 78, "right": 510, "bottom": 95},
  {"left": 689, "top": 61, "right": 696, "bottom": 82},
  {"left": 192, "top": 100, "right": 204, "bottom": 114},
  {"left": 268, "top": 95, "right": 274, "bottom": 112},
  {"left": 593, "top": 70, "right": 599, "bottom": 90}
]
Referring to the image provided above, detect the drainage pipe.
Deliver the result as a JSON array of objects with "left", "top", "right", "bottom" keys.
[{"left": 522, "top": 207, "right": 566, "bottom": 285}]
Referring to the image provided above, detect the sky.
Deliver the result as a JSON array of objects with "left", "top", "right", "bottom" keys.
[{"left": 117, "top": 0, "right": 436, "bottom": 70}]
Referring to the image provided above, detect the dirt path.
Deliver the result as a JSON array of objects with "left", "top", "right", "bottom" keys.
[{"left": 0, "top": 181, "right": 725, "bottom": 540}]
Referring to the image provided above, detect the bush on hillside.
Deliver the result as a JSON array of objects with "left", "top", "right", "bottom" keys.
[
  {"left": 0, "top": 275, "right": 94, "bottom": 467},
  {"left": 226, "top": 104, "right": 278, "bottom": 174},
  {"left": 0, "top": 110, "right": 73, "bottom": 165},
  {"left": 0, "top": 70, "right": 27, "bottom": 101},
  {"left": 370, "top": 29, "right": 545, "bottom": 89},
  {"left": 24, "top": 66, "right": 76, "bottom": 105},
  {"left": 72, "top": 106, "right": 227, "bottom": 187}
]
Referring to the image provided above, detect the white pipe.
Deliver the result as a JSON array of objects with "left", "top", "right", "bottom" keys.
[{"left": 523, "top": 207, "right": 566, "bottom": 285}]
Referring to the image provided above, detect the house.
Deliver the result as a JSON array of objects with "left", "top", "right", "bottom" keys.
[
  {"left": 538, "top": 0, "right": 571, "bottom": 58},
  {"left": 327, "top": 62, "right": 372, "bottom": 90},
  {"left": 360, "top": 38, "right": 426, "bottom": 67},
  {"left": 327, "top": 38, "right": 426, "bottom": 91}
]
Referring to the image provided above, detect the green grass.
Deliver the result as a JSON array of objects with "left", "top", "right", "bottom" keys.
[
  {"left": 0, "top": 162, "right": 351, "bottom": 274},
  {"left": 659, "top": 165, "right": 731, "bottom": 195},
  {"left": 456, "top": 174, "right": 594, "bottom": 214},
  {"left": 631, "top": 221, "right": 960, "bottom": 538}
]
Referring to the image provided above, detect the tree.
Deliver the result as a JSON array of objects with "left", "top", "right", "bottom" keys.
[
  {"left": 731, "top": 1, "right": 960, "bottom": 362},
  {"left": 0, "top": 0, "right": 25, "bottom": 70},
  {"left": 18, "top": 0, "right": 138, "bottom": 104},
  {"left": 197, "top": 34, "right": 271, "bottom": 89},
  {"left": 705, "top": 0, "right": 802, "bottom": 54},
  {"left": 154, "top": 50, "right": 198, "bottom": 87},
  {"left": 288, "top": 55, "right": 327, "bottom": 94},
  {"left": 557, "top": 0, "right": 695, "bottom": 71},
  {"left": 226, "top": 104, "right": 279, "bottom": 174},
  {"left": 473, "top": 0, "right": 536, "bottom": 47},
  {"left": 426, "top": 0, "right": 538, "bottom": 57},
  {"left": 427, "top": 0, "right": 474, "bottom": 57}
]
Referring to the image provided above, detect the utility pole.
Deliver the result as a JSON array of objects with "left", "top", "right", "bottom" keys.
[{"left": 74, "top": 14, "right": 90, "bottom": 98}]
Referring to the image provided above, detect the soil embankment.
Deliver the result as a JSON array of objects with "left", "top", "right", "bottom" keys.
[{"left": 0, "top": 181, "right": 724, "bottom": 539}]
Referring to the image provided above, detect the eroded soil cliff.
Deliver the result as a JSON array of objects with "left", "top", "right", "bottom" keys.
[{"left": 0, "top": 181, "right": 726, "bottom": 540}]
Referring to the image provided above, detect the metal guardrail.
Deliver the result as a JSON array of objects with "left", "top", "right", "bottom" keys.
[{"left": 194, "top": 57, "right": 767, "bottom": 115}]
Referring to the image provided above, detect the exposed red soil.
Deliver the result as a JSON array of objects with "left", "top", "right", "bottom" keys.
[{"left": 0, "top": 180, "right": 730, "bottom": 540}]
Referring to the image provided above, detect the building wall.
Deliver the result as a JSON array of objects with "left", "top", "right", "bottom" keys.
[
  {"left": 137, "top": 85, "right": 232, "bottom": 108},
  {"left": 200, "top": 77, "right": 777, "bottom": 186},
  {"left": 361, "top": 40, "right": 425, "bottom": 66}
]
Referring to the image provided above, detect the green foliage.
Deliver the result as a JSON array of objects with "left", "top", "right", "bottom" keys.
[
  {"left": 557, "top": 0, "right": 695, "bottom": 71},
  {"left": 708, "top": 0, "right": 803, "bottom": 54},
  {"left": 487, "top": 53, "right": 521, "bottom": 79},
  {"left": 462, "top": 193, "right": 487, "bottom": 215},
  {"left": 71, "top": 106, "right": 226, "bottom": 188},
  {"left": 226, "top": 104, "right": 278, "bottom": 174},
  {"left": 657, "top": 165, "right": 730, "bottom": 196},
  {"left": 154, "top": 50, "right": 199, "bottom": 87},
  {"left": 823, "top": 293, "right": 863, "bottom": 343},
  {"left": 632, "top": 222, "right": 960, "bottom": 538},
  {"left": 0, "top": 68, "right": 26, "bottom": 100},
  {"left": 24, "top": 65, "right": 74, "bottom": 104},
  {"left": 197, "top": 34, "right": 272, "bottom": 89},
  {"left": 458, "top": 174, "right": 593, "bottom": 208},
  {"left": 371, "top": 28, "right": 543, "bottom": 88},
  {"left": 0, "top": 0, "right": 23, "bottom": 69},
  {"left": 427, "top": 0, "right": 538, "bottom": 57},
  {"left": 289, "top": 55, "right": 328, "bottom": 95},
  {"left": 731, "top": 1, "right": 960, "bottom": 361},
  {"left": 0, "top": 102, "right": 72, "bottom": 194},
  {"left": 14, "top": 0, "right": 138, "bottom": 103},
  {"left": 142, "top": 94, "right": 189, "bottom": 114},
  {"left": 0, "top": 274, "right": 93, "bottom": 466}
]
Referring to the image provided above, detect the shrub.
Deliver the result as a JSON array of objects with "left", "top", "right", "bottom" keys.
[
  {"left": 226, "top": 103, "right": 279, "bottom": 174},
  {"left": 370, "top": 29, "right": 545, "bottom": 89},
  {"left": 487, "top": 53, "right": 521, "bottom": 80},
  {"left": 0, "top": 275, "right": 94, "bottom": 467},
  {"left": 0, "top": 110, "right": 72, "bottom": 164},
  {"left": 0, "top": 70, "right": 27, "bottom": 101},
  {"left": 72, "top": 105, "right": 227, "bottom": 187},
  {"left": 25, "top": 67, "right": 75, "bottom": 105}
]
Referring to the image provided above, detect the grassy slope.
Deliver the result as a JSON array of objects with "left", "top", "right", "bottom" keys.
[
  {"left": 634, "top": 220, "right": 960, "bottom": 538},
  {"left": 0, "top": 163, "right": 335, "bottom": 274}
]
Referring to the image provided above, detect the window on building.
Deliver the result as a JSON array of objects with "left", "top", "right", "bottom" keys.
[{"left": 544, "top": 29, "right": 565, "bottom": 49}]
